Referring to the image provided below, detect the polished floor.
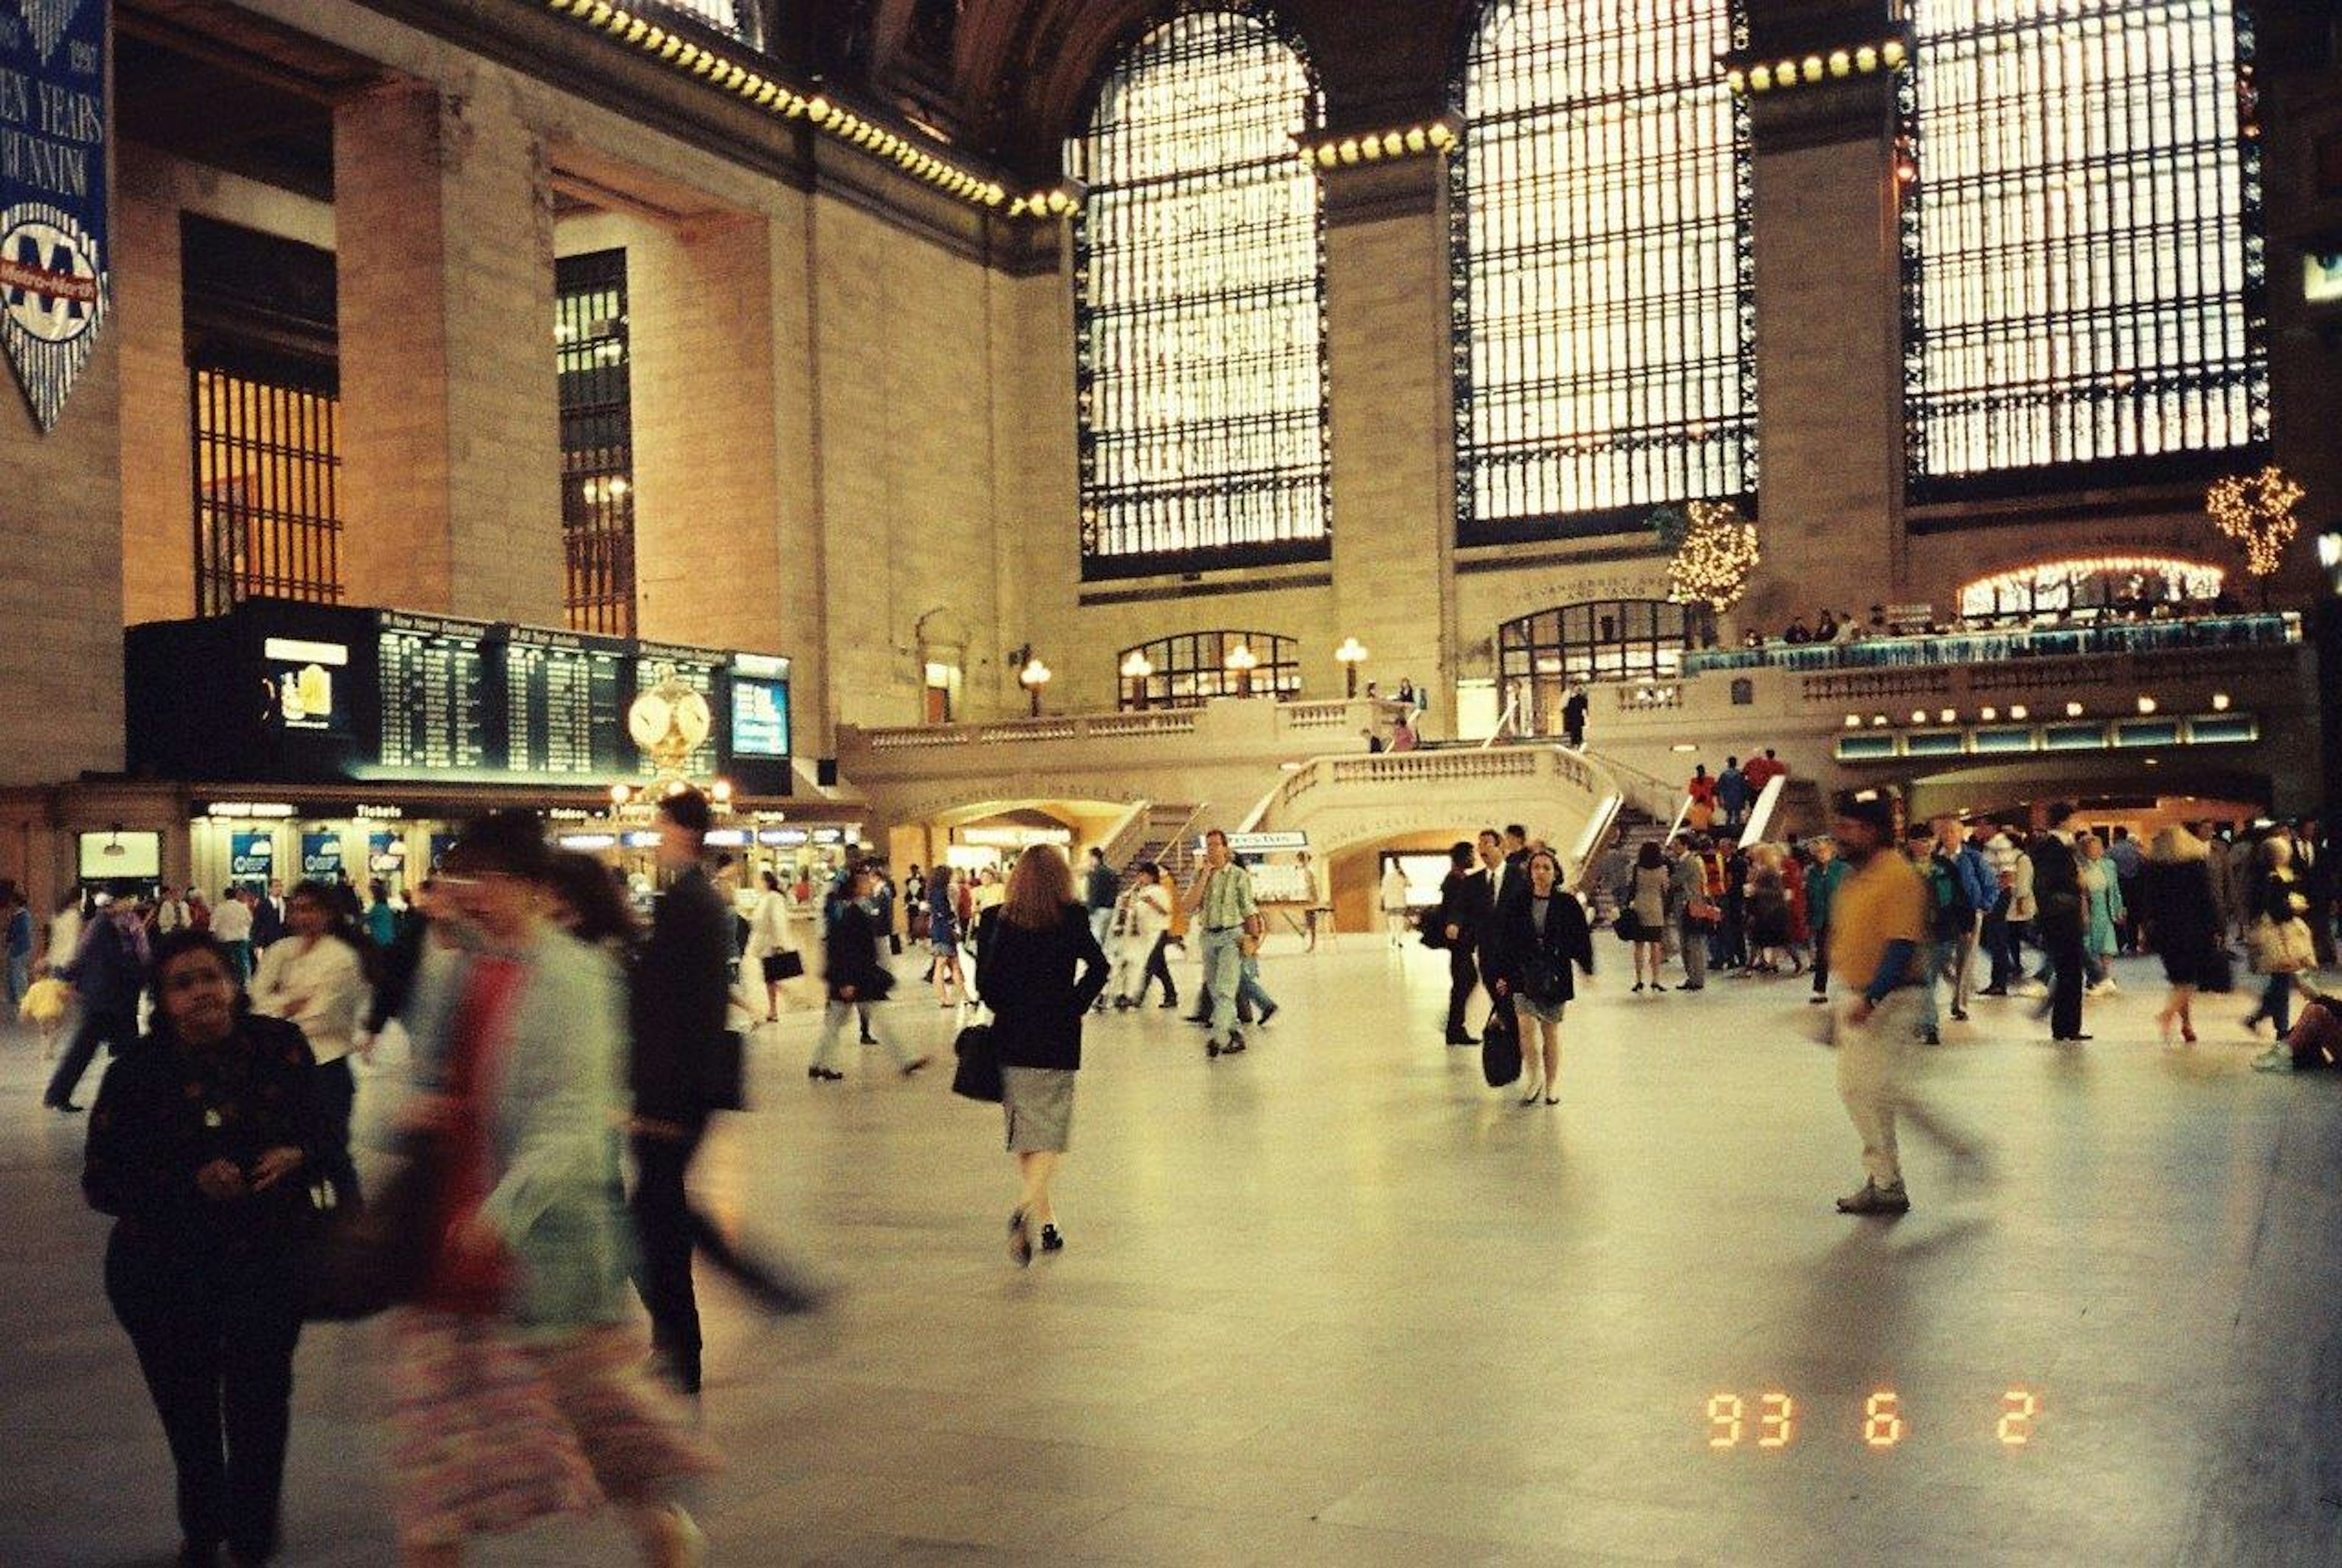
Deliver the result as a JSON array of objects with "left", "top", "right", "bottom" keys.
[{"left": 2, "top": 937, "right": 2339, "bottom": 1566}]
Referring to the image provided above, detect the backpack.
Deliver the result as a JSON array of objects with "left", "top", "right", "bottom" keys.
[{"left": 1927, "top": 855, "right": 1974, "bottom": 940}]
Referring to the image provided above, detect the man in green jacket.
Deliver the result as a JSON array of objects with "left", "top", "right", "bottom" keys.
[{"left": 1807, "top": 836, "right": 1847, "bottom": 1004}]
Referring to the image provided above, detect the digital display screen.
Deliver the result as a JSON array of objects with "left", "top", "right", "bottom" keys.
[
  {"left": 1704, "top": 1389, "right": 2040, "bottom": 1450},
  {"left": 503, "top": 627, "right": 628, "bottom": 776},
  {"left": 378, "top": 613, "right": 489, "bottom": 771},
  {"left": 731, "top": 675, "right": 792, "bottom": 759}
]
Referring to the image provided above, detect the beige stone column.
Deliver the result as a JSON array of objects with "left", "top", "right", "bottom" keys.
[
  {"left": 115, "top": 145, "right": 193, "bottom": 624},
  {"left": 1322, "top": 155, "right": 1458, "bottom": 718},
  {"left": 1745, "top": 73, "right": 1908, "bottom": 632},
  {"left": 334, "top": 82, "right": 563, "bottom": 625}
]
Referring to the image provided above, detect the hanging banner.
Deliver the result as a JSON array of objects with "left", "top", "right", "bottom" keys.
[
  {"left": 300, "top": 830, "right": 343, "bottom": 879},
  {"left": 229, "top": 831, "right": 275, "bottom": 882},
  {"left": 0, "top": 0, "right": 110, "bottom": 431}
]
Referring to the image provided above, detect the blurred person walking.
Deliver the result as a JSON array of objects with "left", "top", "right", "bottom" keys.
[
  {"left": 389, "top": 812, "right": 713, "bottom": 1567},
  {"left": 1826, "top": 795, "right": 1932, "bottom": 1215},
  {"left": 85, "top": 931, "right": 326, "bottom": 1568},
  {"left": 4, "top": 884, "right": 32, "bottom": 1008},
  {"left": 2030, "top": 805, "right": 2090, "bottom": 1042},
  {"left": 975, "top": 848, "right": 1109, "bottom": 1264},
  {"left": 210, "top": 886, "right": 254, "bottom": 983},
  {"left": 2141, "top": 825, "right": 2223, "bottom": 1047},
  {"left": 926, "top": 865, "right": 967, "bottom": 1008},
  {"left": 2243, "top": 834, "right": 2316, "bottom": 1065},
  {"left": 1081, "top": 847, "right": 1119, "bottom": 1007},
  {"left": 1669, "top": 835, "right": 1711, "bottom": 991},
  {"left": 811, "top": 864, "right": 928, "bottom": 1080},
  {"left": 1380, "top": 858, "right": 1413, "bottom": 948},
  {"left": 248, "top": 881, "right": 371, "bottom": 1206},
  {"left": 45, "top": 897, "right": 151, "bottom": 1113},
  {"left": 2080, "top": 834, "right": 2125, "bottom": 995},
  {"left": 1112, "top": 862, "right": 1176, "bottom": 1010},
  {"left": 1433, "top": 842, "right": 1483, "bottom": 1043},
  {"left": 1805, "top": 836, "right": 1846, "bottom": 1003}
]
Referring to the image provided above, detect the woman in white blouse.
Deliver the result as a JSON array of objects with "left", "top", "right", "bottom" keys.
[
  {"left": 1112, "top": 862, "right": 1176, "bottom": 1009},
  {"left": 745, "top": 868, "right": 803, "bottom": 1021},
  {"left": 248, "top": 879, "right": 371, "bottom": 1202}
]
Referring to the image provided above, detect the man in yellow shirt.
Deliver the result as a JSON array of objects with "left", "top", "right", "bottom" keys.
[{"left": 1827, "top": 792, "right": 1932, "bottom": 1214}]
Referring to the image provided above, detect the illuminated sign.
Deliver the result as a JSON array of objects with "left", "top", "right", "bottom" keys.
[
  {"left": 77, "top": 830, "right": 159, "bottom": 880},
  {"left": 353, "top": 804, "right": 404, "bottom": 820},
  {"left": 1196, "top": 830, "right": 1310, "bottom": 854},
  {"left": 204, "top": 801, "right": 297, "bottom": 818},
  {"left": 1705, "top": 1389, "right": 2039, "bottom": 1449},
  {"left": 229, "top": 831, "right": 274, "bottom": 879},
  {"left": 959, "top": 825, "right": 1074, "bottom": 848},
  {"left": 299, "top": 829, "right": 343, "bottom": 878}
]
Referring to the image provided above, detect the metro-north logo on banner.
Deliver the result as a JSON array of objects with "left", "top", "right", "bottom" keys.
[{"left": 0, "top": 0, "right": 108, "bottom": 432}]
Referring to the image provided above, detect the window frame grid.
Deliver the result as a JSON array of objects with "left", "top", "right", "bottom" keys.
[
  {"left": 1070, "top": 4, "right": 1334, "bottom": 581},
  {"left": 1899, "top": 0, "right": 2269, "bottom": 501},
  {"left": 557, "top": 249, "right": 638, "bottom": 639},
  {"left": 190, "top": 360, "right": 343, "bottom": 617},
  {"left": 1496, "top": 599, "right": 1708, "bottom": 733},
  {"left": 1116, "top": 630, "right": 1304, "bottom": 709},
  {"left": 1450, "top": 0, "right": 1757, "bottom": 550}
]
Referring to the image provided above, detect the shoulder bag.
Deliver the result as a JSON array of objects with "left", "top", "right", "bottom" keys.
[{"left": 951, "top": 1020, "right": 1003, "bottom": 1103}]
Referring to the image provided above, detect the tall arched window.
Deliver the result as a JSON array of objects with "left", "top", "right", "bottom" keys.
[
  {"left": 1905, "top": 0, "right": 2266, "bottom": 493},
  {"left": 1453, "top": 0, "right": 1754, "bottom": 546},
  {"left": 1069, "top": 8, "right": 1330, "bottom": 579}
]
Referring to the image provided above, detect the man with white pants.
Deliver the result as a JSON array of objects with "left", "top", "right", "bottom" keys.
[{"left": 1828, "top": 793, "right": 1932, "bottom": 1215}]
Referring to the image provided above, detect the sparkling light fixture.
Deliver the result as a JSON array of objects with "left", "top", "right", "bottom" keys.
[
  {"left": 1665, "top": 501, "right": 1761, "bottom": 614},
  {"left": 1334, "top": 637, "right": 1370, "bottom": 699},
  {"left": 2206, "top": 465, "right": 2307, "bottom": 605}
]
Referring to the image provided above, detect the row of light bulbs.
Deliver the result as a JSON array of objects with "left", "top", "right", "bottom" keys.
[
  {"left": 1302, "top": 121, "right": 1459, "bottom": 170},
  {"left": 541, "top": 0, "right": 1036, "bottom": 214},
  {"left": 1843, "top": 692, "right": 2230, "bottom": 728},
  {"left": 1727, "top": 38, "right": 1908, "bottom": 95}
]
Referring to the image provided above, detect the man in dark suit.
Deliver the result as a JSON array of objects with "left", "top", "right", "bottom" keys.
[
  {"left": 2029, "top": 803, "right": 2089, "bottom": 1042},
  {"left": 1476, "top": 829, "right": 1528, "bottom": 1034},
  {"left": 629, "top": 787, "right": 742, "bottom": 1395},
  {"left": 249, "top": 878, "right": 287, "bottom": 950}
]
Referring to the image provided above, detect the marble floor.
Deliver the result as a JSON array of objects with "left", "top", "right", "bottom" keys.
[{"left": 3, "top": 938, "right": 2339, "bottom": 1566}]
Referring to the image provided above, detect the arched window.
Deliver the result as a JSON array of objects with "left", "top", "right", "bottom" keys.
[
  {"left": 1958, "top": 557, "right": 2226, "bottom": 625},
  {"left": 1069, "top": 9, "right": 1330, "bottom": 579},
  {"left": 1497, "top": 600, "right": 1710, "bottom": 734},
  {"left": 1117, "top": 631, "right": 1302, "bottom": 709},
  {"left": 1453, "top": 0, "right": 1754, "bottom": 545},
  {"left": 1905, "top": 0, "right": 2266, "bottom": 493}
]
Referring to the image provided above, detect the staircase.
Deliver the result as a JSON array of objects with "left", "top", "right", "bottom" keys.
[
  {"left": 1581, "top": 800, "right": 1673, "bottom": 926},
  {"left": 1116, "top": 801, "right": 1208, "bottom": 889}
]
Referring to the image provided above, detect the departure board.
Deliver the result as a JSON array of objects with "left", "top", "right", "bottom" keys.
[
  {"left": 635, "top": 645, "right": 725, "bottom": 779},
  {"left": 504, "top": 627, "right": 626, "bottom": 776},
  {"left": 377, "top": 613, "right": 490, "bottom": 770}
]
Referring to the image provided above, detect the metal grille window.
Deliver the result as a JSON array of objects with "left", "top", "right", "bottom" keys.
[
  {"left": 557, "top": 250, "right": 636, "bottom": 638},
  {"left": 192, "top": 362, "right": 342, "bottom": 614},
  {"left": 1453, "top": 0, "right": 1755, "bottom": 546},
  {"left": 1497, "top": 600, "right": 1706, "bottom": 733},
  {"left": 634, "top": 0, "right": 762, "bottom": 47},
  {"left": 1905, "top": 0, "right": 2267, "bottom": 492},
  {"left": 1118, "top": 631, "right": 1302, "bottom": 709},
  {"left": 1069, "top": 9, "right": 1331, "bottom": 578}
]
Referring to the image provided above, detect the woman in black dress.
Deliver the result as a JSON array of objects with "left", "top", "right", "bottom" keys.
[
  {"left": 975, "top": 847, "right": 1109, "bottom": 1265},
  {"left": 85, "top": 931, "right": 327, "bottom": 1568},
  {"left": 2140, "top": 825, "right": 2222, "bottom": 1047}
]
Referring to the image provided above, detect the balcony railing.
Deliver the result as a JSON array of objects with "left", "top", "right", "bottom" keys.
[{"left": 1682, "top": 613, "right": 2301, "bottom": 677}]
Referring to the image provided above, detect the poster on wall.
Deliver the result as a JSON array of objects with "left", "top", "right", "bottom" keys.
[
  {"left": 367, "top": 831, "right": 406, "bottom": 877},
  {"left": 229, "top": 831, "right": 274, "bottom": 882},
  {"left": 299, "top": 830, "right": 343, "bottom": 879},
  {"left": 0, "top": 0, "right": 111, "bottom": 431},
  {"left": 428, "top": 831, "right": 459, "bottom": 872}
]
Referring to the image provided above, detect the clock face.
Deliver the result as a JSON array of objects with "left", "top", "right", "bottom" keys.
[
  {"left": 628, "top": 692, "right": 672, "bottom": 748},
  {"left": 675, "top": 691, "right": 712, "bottom": 750}
]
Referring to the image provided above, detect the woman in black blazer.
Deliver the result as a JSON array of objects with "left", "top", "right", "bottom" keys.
[
  {"left": 1488, "top": 848, "right": 1596, "bottom": 1106},
  {"left": 975, "top": 848, "right": 1109, "bottom": 1266},
  {"left": 84, "top": 931, "right": 327, "bottom": 1568}
]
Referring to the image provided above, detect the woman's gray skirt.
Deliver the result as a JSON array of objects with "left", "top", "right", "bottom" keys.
[{"left": 1001, "top": 1066, "right": 1076, "bottom": 1153}]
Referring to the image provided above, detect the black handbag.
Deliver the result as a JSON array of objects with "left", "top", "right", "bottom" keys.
[
  {"left": 300, "top": 1131, "right": 442, "bottom": 1322},
  {"left": 1480, "top": 1001, "right": 1522, "bottom": 1088},
  {"left": 952, "top": 1022, "right": 1003, "bottom": 1103},
  {"left": 2200, "top": 944, "right": 2235, "bottom": 995},
  {"left": 700, "top": 1029, "right": 746, "bottom": 1112},
  {"left": 770, "top": 950, "right": 806, "bottom": 981}
]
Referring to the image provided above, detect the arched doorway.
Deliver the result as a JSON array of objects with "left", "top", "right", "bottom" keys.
[
  {"left": 1958, "top": 557, "right": 2225, "bottom": 626},
  {"left": 1497, "top": 600, "right": 1709, "bottom": 736}
]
